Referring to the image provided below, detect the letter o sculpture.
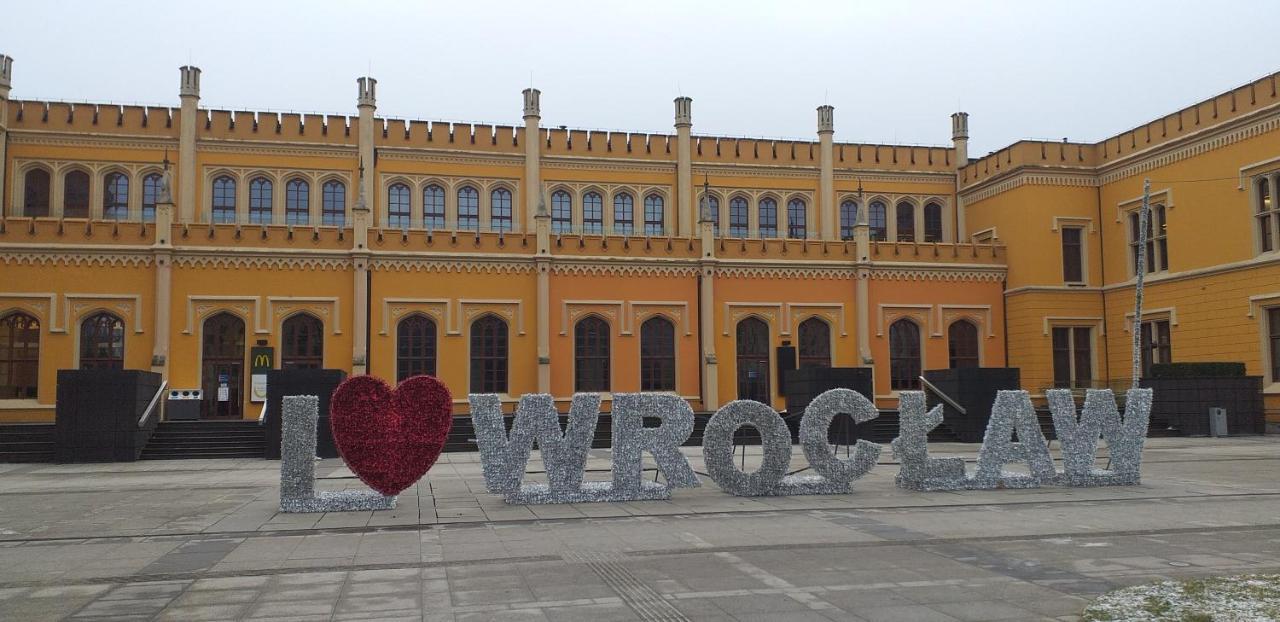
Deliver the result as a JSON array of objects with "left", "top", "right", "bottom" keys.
[{"left": 702, "top": 400, "right": 793, "bottom": 496}]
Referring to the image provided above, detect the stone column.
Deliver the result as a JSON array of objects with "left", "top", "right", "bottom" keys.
[
  {"left": 523, "top": 89, "right": 542, "bottom": 234},
  {"left": 178, "top": 66, "right": 200, "bottom": 223},
  {"left": 675, "top": 97, "right": 693, "bottom": 237},
  {"left": 951, "top": 112, "right": 969, "bottom": 241},
  {"left": 357, "top": 77, "right": 377, "bottom": 224},
  {"left": 151, "top": 190, "right": 174, "bottom": 375},
  {"left": 817, "top": 105, "right": 835, "bottom": 240},
  {"left": 854, "top": 195, "right": 872, "bottom": 364},
  {"left": 351, "top": 189, "right": 371, "bottom": 376},
  {"left": 697, "top": 193, "right": 718, "bottom": 410},
  {"left": 534, "top": 193, "right": 551, "bottom": 392},
  {"left": 0, "top": 55, "right": 11, "bottom": 217}
]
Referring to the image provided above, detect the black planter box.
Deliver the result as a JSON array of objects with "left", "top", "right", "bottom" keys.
[
  {"left": 1139, "top": 376, "right": 1264, "bottom": 436},
  {"left": 923, "top": 367, "right": 1021, "bottom": 443},
  {"left": 55, "top": 369, "right": 162, "bottom": 462},
  {"left": 264, "top": 369, "right": 347, "bottom": 459}
]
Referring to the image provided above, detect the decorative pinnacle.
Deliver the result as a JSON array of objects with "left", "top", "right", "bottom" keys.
[
  {"left": 357, "top": 76, "right": 377, "bottom": 108},
  {"left": 674, "top": 97, "right": 692, "bottom": 127},
  {"left": 951, "top": 112, "right": 969, "bottom": 140},
  {"left": 817, "top": 105, "right": 834, "bottom": 133},
  {"left": 535, "top": 191, "right": 549, "bottom": 218},
  {"left": 179, "top": 65, "right": 201, "bottom": 99},
  {"left": 0, "top": 55, "right": 12, "bottom": 93},
  {"left": 523, "top": 88, "right": 541, "bottom": 118},
  {"left": 698, "top": 174, "right": 712, "bottom": 223}
]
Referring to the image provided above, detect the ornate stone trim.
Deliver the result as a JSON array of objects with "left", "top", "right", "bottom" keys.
[
  {"left": 877, "top": 304, "right": 934, "bottom": 337},
  {"left": 550, "top": 262, "right": 699, "bottom": 278},
  {"left": 184, "top": 295, "right": 264, "bottom": 334},
  {"left": 559, "top": 300, "right": 691, "bottom": 336},
  {"left": 0, "top": 251, "right": 153, "bottom": 268},
  {"left": 370, "top": 257, "right": 536, "bottom": 274},
  {"left": 197, "top": 140, "right": 356, "bottom": 159},
  {"left": 172, "top": 253, "right": 349, "bottom": 271},
  {"left": 8, "top": 131, "right": 179, "bottom": 152},
  {"left": 269, "top": 296, "right": 342, "bottom": 335},
  {"left": 0, "top": 293, "right": 58, "bottom": 331},
  {"left": 65, "top": 294, "right": 144, "bottom": 334},
  {"left": 868, "top": 266, "right": 1005, "bottom": 282}
]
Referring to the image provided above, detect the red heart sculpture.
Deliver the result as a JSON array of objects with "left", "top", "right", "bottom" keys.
[{"left": 330, "top": 375, "right": 453, "bottom": 496}]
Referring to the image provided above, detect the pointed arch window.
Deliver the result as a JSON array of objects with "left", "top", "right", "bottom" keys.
[
  {"left": 889, "top": 318, "right": 921, "bottom": 390},
  {"left": 644, "top": 194, "right": 665, "bottom": 236},
  {"left": 285, "top": 178, "right": 310, "bottom": 225},
  {"left": 210, "top": 176, "right": 236, "bottom": 223},
  {"left": 387, "top": 183, "right": 411, "bottom": 229},
  {"left": 24, "top": 169, "right": 51, "bottom": 218},
  {"left": 322, "top": 180, "right": 346, "bottom": 226},
  {"left": 79, "top": 312, "right": 125, "bottom": 370},
  {"left": 869, "top": 200, "right": 887, "bottom": 241},
  {"left": 787, "top": 199, "right": 807, "bottom": 239},
  {"left": 948, "top": 320, "right": 979, "bottom": 369},
  {"left": 249, "top": 177, "right": 273, "bottom": 225},
  {"left": 491, "top": 188, "right": 513, "bottom": 232},
  {"left": 0, "top": 312, "right": 40, "bottom": 399},
  {"left": 583, "top": 192, "right": 603, "bottom": 234},
  {"left": 839, "top": 200, "right": 857, "bottom": 240},
  {"left": 457, "top": 186, "right": 479, "bottom": 230},
  {"left": 640, "top": 316, "right": 676, "bottom": 391},
  {"left": 574, "top": 316, "right": 611, "bottom": 392},
  {"left": 896, "top": 201, "right": 916, "bottom": 242},
  {"left": 729, "top": 197, "right": 749, "bottom": 237},
  {"left": 736, "top": 317, "right": 770, "bottom": 402},
  {"left": 797, "top": 317, "right": 831, "bottom": 368},
  {"left": 103, "top": 173, "right": 129, "bottom": 220},
  {"left": 64, "top": 170, "right": 90, "bottom": 219},
  {"left": 470, "top": 315, "right": 508, "bottom": 393},
  {"left": 423, "top": 184, "right": 446, "bottom": 230},
  {"left": 758, "top": 198, "right": 778, "bottom": 238},
  {"left": 551, "top": 190, "right": 572, "bottom": 233},
  {"left": 1258, "top": 177, "right": 1276, "bottom": 253},
  {"left": 396, "top": 315, "right": 437, "bottom": 381},
  {"left": 613, "top": 193, "right": 634, "bottom": 235},
  {"left": 142, "top": 173, "right": 163, "bottom": 223},
  {"left": 924, "top": 202, "right": 943, "bottom": 242},
  {"left": 281, "top": 314, "right": 324, "bottom": 369},
  {"left": 705, "top": 195, "right": 720, "bottom": 236}
]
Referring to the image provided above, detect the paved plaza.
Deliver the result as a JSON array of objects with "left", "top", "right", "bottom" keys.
[{"left": 0, "top": 437, "right": 1278, "bottom": 621}]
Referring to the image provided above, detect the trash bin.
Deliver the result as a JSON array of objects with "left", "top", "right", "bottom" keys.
[
  {"left": 167, "top": 389, "right": 204, "bottom": 421},
  {"left": 1209, "top": 407, "right": 1228, "bottom": 437}
]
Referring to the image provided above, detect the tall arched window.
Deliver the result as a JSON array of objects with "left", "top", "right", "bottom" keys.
[
  {"left": 201, "top": 312, "right": 245, "bottom": 419},
  {"left": 0, "top": 312, "right": 40, "bottom": 399},
  {"left": 574, "top": 316, "right": 611, "bottom": 392},
  {"left": 470, "top": 315, "right": 508, "bottom": 393},
  {"left": 24, "top": 169, "right": 51, "bottom": 218},
  {"left": 948, "top": 320, "right": 979, "bottom": 369},
  {"left": 285, "top": 178, "right": 310, "bottom": 225},
  {"left": 889, "top": 318, "right": 921, "bottom": 390},
  {"left": 457, "top": 186, "right": 479, "bottom": 230},
  {"left": 924, "top": 202, "right": 943, "bottom": 242},
  {"left": 797, "top": 317, "right": 831, "bottom": 368},
  {"left": 249, "top": 177, "right": 273, "bottom": 225},
  {"left": 281, "top": 313, "right": 324, "bottom": 369},
  {"left": 640, "top": 316, "right": 675, "bottom": 391},
  {"left": 705, "top": 195, "right": 720, "bottom": 236},
  {"left": 396, "top": 315, "right": 437, "bottom": 382},
  {"left": 758, "top": 198, "right": 778, "bottom": 238},
  {"left": 736, "top": 317, "right": 770, "bottom": 402},
  {"left": 787, "top": 199, "right": 807, "bottom": 239},
  {"left": 64, "top": 170, "right": 90, "bottom": 218},
  {"left": 1259, "top": 177, "right": 1274, "bottom": 252},
  {"left": 551, "top": 190, "right": 572, "bottom": 233},
  {"left": 613, "top": 192, "right": 634, "bottom": 235},
  {"left": 79, "top": 312, "right": 125, "bottom": 370},
  {"left": 387, "top": 183, "right": 411, "bottom": 229},
  {"left": 491, "top": 188, "right": 513, "bottom": 232},
  {"left": 644, "top": 194, "right": 664, "bottom": 236},
  {"left": 211, "top": 176, "right": 237, "bottom": 223},
  {"left": 869, "top": 200, "right": 887, "bottom": 241},
  {"left": 142, "top": 173, "right": 163, "bottom": 223},
  {"left": 583, "top": 192, "right": 603, "bottom": 234},
  {"left": 423, "top": 184, "right": 446, "bottom": 230},
  {"left": 103, "top": 172, "right": 129, "bottom": 220},
  {"left": 896, "top": 201, "right": 916, "bottom": 242},
  {"left": 322, "top": 180, "right": 346, "bottom": 226},
  {"left": 839, "top": 200, "right": 857, "bottom": 240},
  {"left": 729, "top": 197, "right": 749, "bottom": 237}
]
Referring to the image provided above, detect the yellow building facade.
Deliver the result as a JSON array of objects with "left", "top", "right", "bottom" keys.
[{"left": 0, "top": 55, "right": 1276, "bottom": 428}]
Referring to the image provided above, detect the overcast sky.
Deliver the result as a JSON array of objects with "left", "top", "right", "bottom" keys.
[{"left": 3, "top": 0, "right": 1278, "bottom": 155}]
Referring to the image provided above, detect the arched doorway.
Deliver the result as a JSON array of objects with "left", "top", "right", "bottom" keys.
[
  {"left": 202, "top": 312, "right": 245, "bottom": 419},
  {"left": 281, "top": 313, "right": 324, "bottom": 369},
  {"left": 736, "top": 317, "right": 771, "bottom": 403}
]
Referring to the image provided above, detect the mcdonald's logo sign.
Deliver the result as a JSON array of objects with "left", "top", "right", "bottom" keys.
[{"left": 250, "top": 346, "right": 274, "bottom": 374}]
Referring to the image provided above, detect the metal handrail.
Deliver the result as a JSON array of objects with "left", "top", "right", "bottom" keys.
[
  {"left": 138, "top": 380, "right": 169, "bottom": 428},
  {"left": 258, "top": 401, "right": 268, "bottom": 426},
  {"left": 918, "top": 375, "right": 967, "bottom": 415}
]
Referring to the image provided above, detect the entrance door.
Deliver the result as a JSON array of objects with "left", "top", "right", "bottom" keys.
[
  {"left": 736, "top": 317, "right": 771, "bottom": 403},
  {"left": 201, "top": 312, "right": 245, "bottom": 419}
]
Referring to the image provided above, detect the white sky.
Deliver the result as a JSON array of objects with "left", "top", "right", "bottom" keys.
[{"left": 3, "top": 0, "right": 1278, "bottom": 155}]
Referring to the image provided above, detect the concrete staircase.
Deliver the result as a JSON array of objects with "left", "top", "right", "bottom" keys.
[
  {"left": 0, "top": 424, "right": 55, "bottom": 462},
  {"left": 139, "top": 420, "right": 266, "bottom": 460}
]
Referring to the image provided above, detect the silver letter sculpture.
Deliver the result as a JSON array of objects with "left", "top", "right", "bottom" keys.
[
  {"left": 704, "top": 390, "right": 881, "bottom": 496},
  {"left": 279, "top": 395, "right": 396, "bottom": 513},
  {"left": 891, "top": 391, "right": 967, "bottom": 491},
  {"left": 969, "top": 390, "right": 1056, "bottom": 489},
  {"left": 1048, "top": 388, "right": 1152, "bottom": 486},
  {"left": 609, "top": 393, "right": 700, "bottom": 500}
]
